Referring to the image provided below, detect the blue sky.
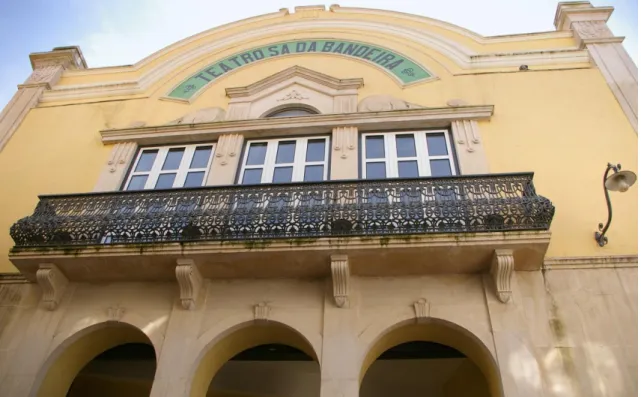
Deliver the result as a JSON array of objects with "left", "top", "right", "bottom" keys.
[{"left": 0, "top": 0, "right": 637, "bottom": 111}]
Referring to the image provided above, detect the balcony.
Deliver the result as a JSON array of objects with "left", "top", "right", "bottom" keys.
[{"left": 9, "top": 173, "right": 554, "bottom": 281}]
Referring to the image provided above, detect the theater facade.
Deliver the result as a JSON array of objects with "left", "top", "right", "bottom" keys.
[{"left": 0, "top": 2, "right": 637, "bottom": 396}]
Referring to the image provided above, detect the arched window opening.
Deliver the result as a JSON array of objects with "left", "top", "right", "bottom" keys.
[
  {"left": 66, "top": 343, "right": 157, "bottom": 397},
  {"left": 361, "top": 340, "right": 493, "bottom": 397},
  {"left": 265, "top": 107, "right": 319, "bottom": 118},
  {"left": 207, "top": 343, "right": 320, "bottom": 396}
]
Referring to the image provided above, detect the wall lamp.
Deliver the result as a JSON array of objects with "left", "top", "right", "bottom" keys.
[{"left": 595, "top": 163, "right": 637, "bottom": 247}]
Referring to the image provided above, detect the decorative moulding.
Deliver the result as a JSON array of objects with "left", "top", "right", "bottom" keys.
[
  {"left": 175, "top": 259, "right": 203, "bottom": 310},
  {"left": 254, "top": 302, "right": 271, "bottom": 322},
  {"left": 225, "top": 66, "right": 363, "bottom": 98},
  {"left": 39, "top": 17, "right": 587, "bottom": 104},
  {"left": 452, "top": 120, "right": 481, "bottom": 153},
  {"left": 107, "top": 305, "right": 125, "bottom": 321},
  {"left": 36, "top": 263, "right": 68, "bottom": 311},
  {"left": 330, "top": 255, "right": 350, "bottom": 308},
  {"left": 166, "top": 107, "right": 226, "bottom": 125},
  {"left": 0, "top": 273, "right": 28, "bottom": 284},
  {"left": 100, "top": 105, "right": 494, "bottom": 145},
  {"left": 543, "top": 254, "right": 638, "bottom": 269},
  {"left": 277, "top": 89, "right": 309, "bottom": 102},
  {"left": 490, "top": 249, "right": 514, "bottom": 303},
  {"left": 332, "top": 126, "right": 357, "bottom": 159},
  {"left": 214, "top": 134, "right": 243, "bottom": 166},
  {"left": 413, "top": 298, "right": 429, "bottom": 322},
  {"left": 357, "top": 95, "right": 422, "bottom": 112}
]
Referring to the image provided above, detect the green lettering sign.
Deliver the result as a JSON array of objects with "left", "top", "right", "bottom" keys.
[{"left": 168, "top": 39, "right": 431, "bottom": 100}]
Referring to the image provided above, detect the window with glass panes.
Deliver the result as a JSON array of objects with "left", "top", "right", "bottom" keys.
[
  {"left": 124, "top": 144, "right": 215, "bottom": 190},
  {"left": 238, "top": 137, "right": 329, "bottom": 184},
  {"left": 361, "top": 131, "right": 456, "bottom": 179}
]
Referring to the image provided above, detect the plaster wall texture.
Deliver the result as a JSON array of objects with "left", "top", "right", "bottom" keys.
[{"left": 0, "top": 266, "right": 636, "bottom": 397}]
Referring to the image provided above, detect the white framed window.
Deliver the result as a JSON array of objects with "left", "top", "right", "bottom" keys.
[
  {"left": 124, "top": 144, "right": 215, "bottom": 190},
  {"left": 361, "top": 130, "right": 456, "bottom": 179},
  {"left": 238, "top": 137, "right": 330, "bottom": 184}
]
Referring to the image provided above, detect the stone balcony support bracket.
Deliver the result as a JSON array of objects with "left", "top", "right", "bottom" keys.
[
  {"left": 490, "top": 249, "right": 514, "bottom": 303},
  {"left": 330, "top": 255, "right": 350, "bottom": 308},
  {"left": 175, "top": 259, "right": 203, "bottom": 310},
  {"left": 36, "top": 263, "right": 68, "bottom": 311}
]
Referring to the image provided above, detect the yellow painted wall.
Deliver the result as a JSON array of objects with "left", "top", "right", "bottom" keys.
[{"left": 0, "top": 8, "right": 636, "bottom": 272}]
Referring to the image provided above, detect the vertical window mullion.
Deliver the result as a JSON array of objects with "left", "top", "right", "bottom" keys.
[
  {"left": 293, "top": 138, "right": 307, "bottom": 182},
  {"left": 386, "top": 134, "right": 398, "bottom": 178},
  {"left": 443, "top": 131, "right": 456, "bottom": 176},
  {"left": 146, "top": 148, "right": 168, "bottom": 189},
  {"left": 263, "top": 141, "right": 278, "bottom": 183},
  {"left": 174, "top": 146, "right": 194, "bottom": 188},
  {"left": 416, "top": 133, "right": 431, "bottom": 177}
]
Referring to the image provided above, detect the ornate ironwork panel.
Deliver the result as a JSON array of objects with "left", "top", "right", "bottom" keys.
[{"left": 10, "top": 173, "right": 554, "bottom": 248}]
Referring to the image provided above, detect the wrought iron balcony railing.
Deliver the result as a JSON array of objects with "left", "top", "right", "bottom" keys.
[{"left": 10, "top": 173, "right": 554, "bottom": 248}]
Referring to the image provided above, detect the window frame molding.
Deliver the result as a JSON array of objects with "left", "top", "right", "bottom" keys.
[
  {"left": 237, "top": 136, "right": 331, "bottom": 184},
  {"left": 361, "top": 129, "right": 457, "bottom": 179},
  {"left": 122, "top": 142, "right": 216, "bottom": 191}
]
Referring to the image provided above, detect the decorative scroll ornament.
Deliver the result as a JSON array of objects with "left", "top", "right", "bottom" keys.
[
  {"left": 176, "top": 259, "right": 203, "bottom": 310},
  {"left": 277, "top": 89, "right": 309, "bottom": 102},
  {"left": 491, "top": 249, "right": 514, "bottom": 303},
  {"left": 214, "top": 134, "right": 242, "bottom": 166},
  {"left": 36, "top": 263, "right": 68, "bottom": 311},
  {"left": 332, "top": 126, "right": 357, "bottom": 159},
  {"left": 107, "top": 142, "right": 136, "bottom": 173},
  {"left": 452, "top": 120, "right": 481, "bottom": 153},
  {"left": 413, "top": 298, "right": 429, "bottom": 321},
  {"left": 357, "top": 95, "right": 423, "bottom": 112},
  {"left": 10, "top": 173, "right": 555, "bottom": 248},
  {"left": 331, "top": 255, "right": 350, "bottom": 308},
  {"left": 254, "top": 302, "right": 271, "bottom": 322},
  {"left": 107, "top": 305, "right": 125, "bottom": 321}
]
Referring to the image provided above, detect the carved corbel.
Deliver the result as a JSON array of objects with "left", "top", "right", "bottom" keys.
[
  {"left": 254, "top": 302, "right": 271, "bottom": 322},
  {"left": 175, "top": 259, "right": 203, "bottom": 310},
  {"left": 107, "top": 305, "right": 125, "bottom": 321},
  {"left": 413, "top": 298, "right": 429, "bottom": 322},
  {"left": 330, "top": 255, "right": 350, "bottom": 308},
  {"left": 491, "top": 249, "right": 514, "bottom": 303},
  {"left": 452, "top": 120, "right": 481, "bottom": 153},
  {"left": 36, "top": 263, "right": 68, "bottom": 310}
]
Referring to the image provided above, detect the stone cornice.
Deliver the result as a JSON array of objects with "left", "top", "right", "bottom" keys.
[
  {"left": 0, "top": 273, "right": 29, "bottom": 284},
  {"left": 554, "top": 2, "right": 614, "bottom": 31},
  {"left": 225, "top": 66, "right": 363, "bottom": 98},
  {"left": 543, "top": 254, "right": 638, "bottom": 269},
  {"left": 100, "top": 105, "right": 494, "bottom": 145}
]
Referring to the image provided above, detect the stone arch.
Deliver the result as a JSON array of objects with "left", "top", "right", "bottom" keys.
[
  {"left": 29, "top": 320, "right": 158, "bottom": 397},
  {"left": 359, "top": 317, "right": 504, "bottom": 397},
  {"left": 188, "top": 319, "right": 320, "bottom": 397},
  {"left": 261, "top": 103, "right": 321, "bottom": 118}
]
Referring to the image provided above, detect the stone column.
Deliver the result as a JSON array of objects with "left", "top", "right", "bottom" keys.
[
  {"left": 555, "top": 2, "right": 638, "bottom": 133},
  {"left": 0, "top": 46, "right": 87, "bottom": 152}
]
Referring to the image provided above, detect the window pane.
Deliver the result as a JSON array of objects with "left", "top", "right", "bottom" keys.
[
  {"left": 127, "top": 175, "right": 148, "bottom": 190},
  {"left": 398, "top": 161, "right": 419, "bottom": 177},
  {"left": 304, "top": 165, "right": 324, "bottom": 181},
  {"left": 273, "top": 167, "right": 293, "bottom": 183},
  {"left": 162, "top": 148, "right": 185, "bottom": 170},
  {"left": 366, "top": 162, "right": 386, "bottom": 179},
  {"left": 396, "top": 135, "right": 416, "bottom": 157},
  {"left": 134, "top": 150, "right": 158, "bottom": 172},
  {"left": 306, "top": 139, "right": 326, "bottom": 162},
  {"left": 190, "top": 146, "right": 212, "bottom": 169},
  {"left": 365, "top": 136, "right": 385, "bottom": 159},
  {"left": 184, "top": 171, "right": 205, "bottom": 187},
  {"left": 427, "top": 134, "right": 448, "bottom": 156},
  {"left": 242, "top": 169, "right": 263, "bottom": 184},
  {"left": 155, "top": 173, "right": 176, "bottom": 189},
  {"left": 430, "top": 159, "right": 452, "bottom": 176},
  {"left": 275, "top": 141, "right": 296, "bottom": 164},
  {"left": 246, "top": 143, "right": 267, "bottom": 166}
]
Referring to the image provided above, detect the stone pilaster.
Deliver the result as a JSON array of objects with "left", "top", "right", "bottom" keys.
[
  {"left": 555, "top": 2, "right": 638, "bottom": 133},
  {"left": 0, "top": 46, "right": 86, "bottom": 152},
  {"left": 330, "top": 126, "right": 358, "bottom": 180},
  {"left": 207, "top": 133, "right": 244, "bottom": 185}
]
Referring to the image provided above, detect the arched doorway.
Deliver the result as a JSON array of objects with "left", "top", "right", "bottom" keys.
[
  {"left": 360, "top": 319, "right": 502, "bottom": 397},
  {"left": 191, "top": 321, "right": 320, "bottom": 397},
  {"left": 32, "top": 322, "right": 157, "bottom": 397}
]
